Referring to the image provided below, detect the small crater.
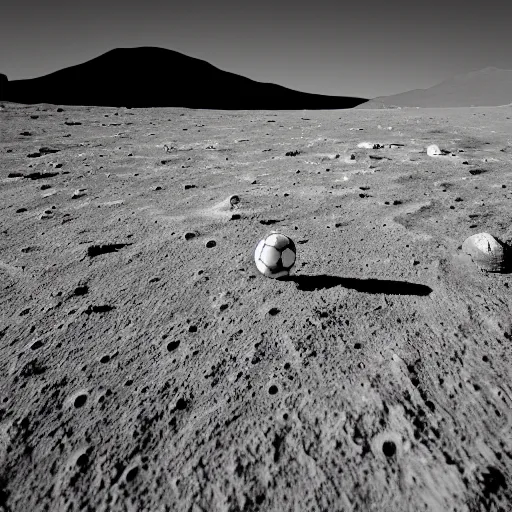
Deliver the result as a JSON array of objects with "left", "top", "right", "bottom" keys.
[
  {"left": 269, "top": 385, "right": 278, "bottom": 395},
  {"left": 166, "top": 341, "right": 180, "bottom": 352},
  {"left": 382, "top": 440, "right": 396, "bottom": 457},
  {"left": 205, "top": 240, "right": 216, "bottom": 248},
  {"left": 30, "top": 340, "right": 43, "bottom": 350},
  {"left": 125, "top": 466, "right": 139, "bottom": 482},
  {"left": 73, "top": 285, "right": 89, "bottom": 296},
  {"left": 74, "top": 394, "right": 87, "bottom": 408},
  {"left": 176, "top": 398, "right": 188, "bottom": 410},
  {"left": 76, "top": 453, "right": 89, "bottom": 469}
]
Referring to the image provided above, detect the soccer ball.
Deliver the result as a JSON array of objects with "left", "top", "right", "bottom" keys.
[{"left": 254, "top": 232, "right": 296, "bottom": 279}]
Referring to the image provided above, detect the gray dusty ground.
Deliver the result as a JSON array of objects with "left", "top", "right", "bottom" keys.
[{"left": 0, "top": 103, "right": 511, "bottom": 512}]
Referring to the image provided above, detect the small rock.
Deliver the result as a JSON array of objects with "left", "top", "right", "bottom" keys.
[
  {"left": 72, "top": 189, "right": 86, "bottom": 199},
  {"left": 229, "top": 195, "right": 240, "bottom": 208},
  {"left": 427, "top": 144, "right": 442, "bottom": 156}
]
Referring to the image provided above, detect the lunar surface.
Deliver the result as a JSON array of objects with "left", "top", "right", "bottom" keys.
[{"left": 1, "top": 102, "right": 511, "bottom": 511}]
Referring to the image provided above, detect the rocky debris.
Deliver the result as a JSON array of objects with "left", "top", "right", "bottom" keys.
[
  {"left": 72, "top": 188, "right": 86, "bottom": 199},
  {"left": 285, "top": 150, "right": 301, "bottom": 157},
  {"left": 357, "top": 142, "right": 383, "bottom": 149},
  {"left": 8, "top": 172, "right": 24, "bottom": 178},
  {"left": 462, "top": 232, "right": 509, "bottom": 272},
  {"left": 20, "top": 131, "right": 32, "bottom": 136},
  {"left": 40, "top": 210, "right": 54, "bottom": 219},
  {"left": 64, "top": 121, "right": 82, "bottom": 126},
  {"left": 184, "top": 184, "right": 196, "bottom": 190}
]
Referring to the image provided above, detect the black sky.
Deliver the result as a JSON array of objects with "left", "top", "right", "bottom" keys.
[{"left": 2, "top": 0, "right": 511, "bottom": 98}]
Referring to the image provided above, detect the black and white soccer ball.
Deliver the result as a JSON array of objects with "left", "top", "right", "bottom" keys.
[{"left": 254, "top": 232, "right": 296, "bottom": 279}]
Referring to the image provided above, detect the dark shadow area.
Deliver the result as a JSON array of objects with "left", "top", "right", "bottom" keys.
[
  {"left": 285, "top": 274, "right": 433, "bottom": 295},
  {"left": 3, "top": 47, "right": 368, "bottom": 110}
]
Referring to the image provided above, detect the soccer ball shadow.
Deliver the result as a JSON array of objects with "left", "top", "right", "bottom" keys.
[{"left": 281, "top": 274, "right": 433, "bottom": 296}]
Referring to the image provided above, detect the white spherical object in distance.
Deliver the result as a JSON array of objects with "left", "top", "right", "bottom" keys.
[
  {"left": 254, "top": 232, "right": 296, "bottom": 279},
  {"left": 427, "top": 144, "right": 442, "bottom": 156}
]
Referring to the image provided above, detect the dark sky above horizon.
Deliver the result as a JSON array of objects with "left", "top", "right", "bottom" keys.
[{"left": 2, "top": 0, "right": 511, "bottom": 98}]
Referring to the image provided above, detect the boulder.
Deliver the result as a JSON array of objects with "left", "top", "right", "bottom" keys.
[{"left": 462, "top": 232, "right": 509, "bottom": 272}]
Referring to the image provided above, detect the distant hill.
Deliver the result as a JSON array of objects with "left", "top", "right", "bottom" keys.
[
  {"left": 357, "top": 67, "right": 512, "bottom": 109},
  {"left": 2, "top": 47, "right": 367, "bottom": 110}
]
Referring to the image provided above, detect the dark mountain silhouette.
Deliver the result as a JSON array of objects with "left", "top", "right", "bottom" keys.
[
  {"left": 3, "top": 47, "right": 367, "bottom": 110},
  {"left": 357, "top": 67, "right": 512, "bottom": 109}
]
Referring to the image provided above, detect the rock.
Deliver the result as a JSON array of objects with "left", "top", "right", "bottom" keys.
[
  {"left": 427, "top": 144, "right": 442, "bottom": 156},
  {"left": 0, "top": 73, "right": 7, "bottom": 101},
  {"left": 229, "top": 195, "right": 240, "bottom": 208},
  {"left": 72, "top": 189, "right": 86, "bottom": 199},
  {"left": 462, "top": 233, "right": 509, "bottom": 272},
  {"left": 357, "top": 142, "right": 380, "bottom": 149}
]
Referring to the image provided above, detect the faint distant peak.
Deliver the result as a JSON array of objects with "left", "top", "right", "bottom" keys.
[{"left": 358, "top": 65, "right": 512, "bottom": 109}]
